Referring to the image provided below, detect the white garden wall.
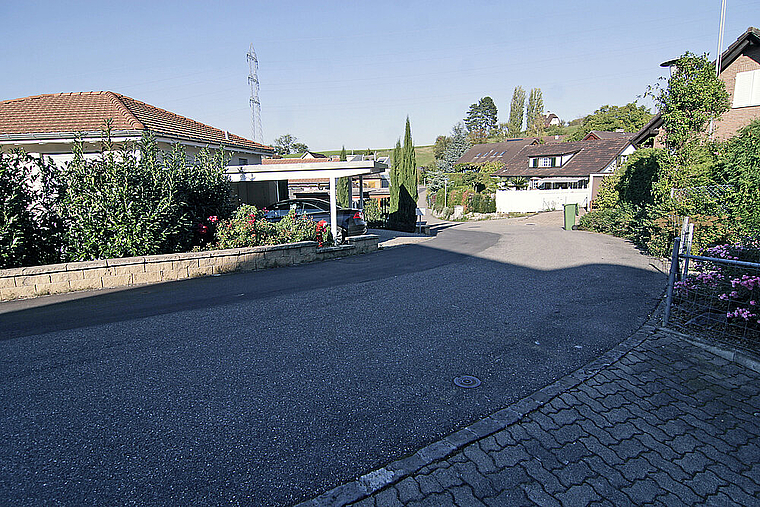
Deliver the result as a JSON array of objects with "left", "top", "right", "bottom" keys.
[{"left": 496, "top": 189, "right": 590, "bottom": 213}]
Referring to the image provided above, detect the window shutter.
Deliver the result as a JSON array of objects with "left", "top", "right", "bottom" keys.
[
  {"left": 551, "top": 157, "right": 557, "bottom": 167},
  {"left": 733, "top": 70, "right": 759, "bottom": 108}
]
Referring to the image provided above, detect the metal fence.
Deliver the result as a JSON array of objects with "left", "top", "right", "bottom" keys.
[{"left": 664, "top": 234, "right": 760, "bottom": 354}]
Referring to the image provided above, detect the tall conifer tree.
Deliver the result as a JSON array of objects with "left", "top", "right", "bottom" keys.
[{"left": 336, "top": 146, "right": 350, "bottom": 207}]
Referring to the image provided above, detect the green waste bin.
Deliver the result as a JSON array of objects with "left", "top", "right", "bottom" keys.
[{"left": 564, "top": 203, "right": 578, "bottom": 230}]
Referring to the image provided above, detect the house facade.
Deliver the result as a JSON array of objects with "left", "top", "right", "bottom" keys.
[
  {"left": 0, "top": 91, "right": 279, "bottom": 207},
  {"left": 492, "top": 138, "right": 635, "bottom": 213},
  {"left": 632, "top": 27, "right": 760, "bottom": 147}
]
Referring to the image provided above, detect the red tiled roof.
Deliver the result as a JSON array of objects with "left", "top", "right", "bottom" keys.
[
  {"left": 494, "top": 138, "right": 631, "bottom": 178},
  {"left": 0, "top": 91, "right": 274, "bottom": 154}
]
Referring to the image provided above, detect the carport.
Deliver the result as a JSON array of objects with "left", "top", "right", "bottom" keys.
[{"left": 226, "top": 159, "right": 387, "bottom": 240}]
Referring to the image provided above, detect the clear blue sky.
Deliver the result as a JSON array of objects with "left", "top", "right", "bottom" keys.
[{"left": 2, "top": 1, "right": 759, "bottom": 150}]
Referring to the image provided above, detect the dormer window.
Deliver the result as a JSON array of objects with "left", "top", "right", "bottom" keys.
[{"left": 530, "top": 156, "right": 558, "bottom": 168}]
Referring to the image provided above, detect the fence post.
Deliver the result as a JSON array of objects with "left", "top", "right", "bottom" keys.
[{"left": 663, "top": 237, "right": 681, "bottom": 327}]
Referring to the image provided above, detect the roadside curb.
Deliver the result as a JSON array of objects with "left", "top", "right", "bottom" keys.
[
  {"left": 296, "top": 305, "right": 663, "bottom": 507},
  {"left": 655, "top": 325, "right": 760, "bottom": 374}
]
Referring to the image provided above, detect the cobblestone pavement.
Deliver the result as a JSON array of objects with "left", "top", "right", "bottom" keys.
[{"left": 303, "top": 324, "right": 760, "bottom": 506}]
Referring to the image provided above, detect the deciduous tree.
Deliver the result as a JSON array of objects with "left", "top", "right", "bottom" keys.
[{"left": 507, "top": 86, "right": 526, "bottom": 137}]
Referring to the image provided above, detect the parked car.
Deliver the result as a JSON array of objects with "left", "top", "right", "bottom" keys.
[{"left": 264, "top": 198, "right": 367, "bottom": 244}]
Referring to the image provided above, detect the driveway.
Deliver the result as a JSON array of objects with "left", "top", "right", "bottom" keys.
[{"left": 0, "top": 214, "right": 664, "bottom": 506}]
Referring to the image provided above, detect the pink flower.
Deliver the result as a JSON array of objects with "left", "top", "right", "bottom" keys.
[{"left": 208, "top": 216, "right": 218, "bottom": 223}]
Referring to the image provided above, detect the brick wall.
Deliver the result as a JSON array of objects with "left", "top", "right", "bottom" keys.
[
  {"left": 0, "top": 235, "right": 379, "bottom": 301},
  {"left": 714, "top": 46, "right": 760, "bottom": 140}
]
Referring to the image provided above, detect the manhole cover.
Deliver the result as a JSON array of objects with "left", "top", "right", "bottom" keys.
[{"left": 453, "top": 375, "right": 481, "bottom": 388}]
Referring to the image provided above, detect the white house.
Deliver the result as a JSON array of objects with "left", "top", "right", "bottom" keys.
[
  {"left": 0, "top": 91, "right": 279, "bottom": 206},
  {"left": 492, "top": 137, "right": 636, "bottom": 213}
]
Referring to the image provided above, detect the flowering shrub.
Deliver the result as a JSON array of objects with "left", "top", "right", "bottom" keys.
[
  {"left": 213, "top": 205, "right": 331, "bottom": 249},
  {"left": 674, "top": 238, "right": 760, "bottom": 335}
]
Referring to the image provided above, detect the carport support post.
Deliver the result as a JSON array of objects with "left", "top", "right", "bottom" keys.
[
  {"left": 329, "top": 176, "right": 338, "bottom": 242},
  {"left": 358, "top": 175, "right": 364, "bottom": 209}
]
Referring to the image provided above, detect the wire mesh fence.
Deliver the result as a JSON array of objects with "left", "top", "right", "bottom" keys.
[{"left": 664, "top": 236, "right": 760, "bottom": 354}]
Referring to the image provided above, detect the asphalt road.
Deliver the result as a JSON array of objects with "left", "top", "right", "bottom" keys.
[{"left": 0, "top": 216, "right": 665, "bottom": 506}]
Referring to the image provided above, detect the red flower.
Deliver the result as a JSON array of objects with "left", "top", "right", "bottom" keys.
[{"left": 208, "top": 215, "right": 218, "bottom": 223}]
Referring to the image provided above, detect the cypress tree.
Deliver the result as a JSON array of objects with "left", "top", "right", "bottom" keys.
[
  {"left": 402, "top": 116, "right": 417, "bottom": 204},
  {"left": 389, "top": 139, "right": 402, "bottom": 213},
  {"left": 336, "top": 145, "right": 350, "bottom": 207}
]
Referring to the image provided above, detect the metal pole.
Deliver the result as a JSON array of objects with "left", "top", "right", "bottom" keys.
[
  {"left": 709, "top": 0, "right": 727, "bottom": 137},
  {"left": 329, "top": 176, "right": 338, "bottom": 243},
  {"left": 663, "top": 237, "right": 681, "bottom": 327},
  {"left": 444, "top": 178, "right": 448, "bottom": 208}
]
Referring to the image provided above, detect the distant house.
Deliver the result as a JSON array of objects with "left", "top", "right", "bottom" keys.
[
  {"left": 492, "top": 138, "right": 635, "bottom": 213},
  {"left": 582, "top": 130, "right": 635, "bottom": 141},
  {"left": 264, "top": 154, "right": 391, "bottom": 202},
  {"left": 0, "top": 91, "right": 281, "bottom": 207},
  {"left": 632, "top": 27, "right": 760, "bottom": 147},
  {"left": 544, "top": 112, "right": 561, "bottom": 127}
]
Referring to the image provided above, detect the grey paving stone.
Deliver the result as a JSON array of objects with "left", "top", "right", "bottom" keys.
[
  {"left": 491, "top": 444, "right": 529, "bottom": 468},
  {"left": 521, "top": 482, "right": 562, "bottom": 507},
  {"left": 583, "top": 455, "right": 629, "bottom": 489},
  {"left": 674, "top": 450, "right": 713, "bottom": 475},
  {"left": 668, "top": 433, "right": 702, "bottom": 455},
  {"left": 640, "top": 450, "right": 690, "bottom": 482},
  {"left": 555, "top": 484, "right": 601, "bottom": 507},
  {"left": 605, "top": 422, "right": 640, "bottom": 441},
  {"left": 429, "top": 466, "right": 464, "bottom": 490},
  {"left": 492, "top": 428, "right": 517, "bottom": 447},
  {"left": 452, "top": 461, "right": 497, "bottom": 499},
  {"left": 374, "top": 488, "right": 403, "bottom": 507},
  {"left": 521, "top": 460, "right": 564, "bottom": 495},
  {"left": 717, "top": 484, "right": 759, "bottom": 506},
  {"left": 553, "top": 423, "right": 586, "bottom": 445},
  {"left": 686, "top": 469, "right": 728, "bottom": 498},
  {"left": 652, "top": 493, "right": 689, "bottom": 507},
  {"left": 578, "top": 435, "right": 624, "bottom": 466},
  {"left": 521, "top": 438, "right": 563, "bottom": 470},
  {"left": 449, "top": 486, "right": 488, "bottom": 507},
  {"left": 416, "top": 472, "right": 444, "bottom": 495},
  {"left": 485, "top": 464, "right": 530, "bottom": 491},
  {"left": 396, "top": 477, "right": 424, "bottom": 504},
  {"left": 350, "top": 496, "right": 376, "bottom": 507},
  {"left": 478, "top": 436, "right": 499, "bottom": 453},
  {"left": 406, "top": 492, "right": 455, "bottom": 507},
  {"left": 550, "top": 408, "right": 583, "bottom": 427},
  {"left": 462, "top": 444, "right": 497, "bottom": 475},
  {"left": 610, "top": 437, "right": 647, "bottom": 460},
  {"left": 708, "top": 463, "right": 759, "bottom": 496},
  {"left": 585, "top": 476, "right": 634, "bottom": 507},
  {"left": 617, "top": 455, "right": 655, "bottom": 482},
  {"left": 622, "top": 477, "right": 666, "bottom": 505},
  {"left": 553, "top": 440, "right": 592, "bottom": 465},
  {"left": 647, "top": 470, "right": 701, "bottom": 505},
  {"left": 554, "top": 460, "right": 595, "bottom": 488},
  {"left": 483, "top": 487, "right": 531, "bottom": 507}
]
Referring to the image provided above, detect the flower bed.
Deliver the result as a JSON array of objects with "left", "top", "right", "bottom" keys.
[{"left": 672, "top": 238, "right": 760, "bottom": 351}]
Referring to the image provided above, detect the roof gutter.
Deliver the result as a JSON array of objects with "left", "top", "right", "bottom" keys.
[{"left": 0, "top": 130, "right": 142, "bottom": 142}]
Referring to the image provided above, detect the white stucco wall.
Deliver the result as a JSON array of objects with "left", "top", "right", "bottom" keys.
[{"left": 496, "top": 188, "right": 590, "bottom": 213}]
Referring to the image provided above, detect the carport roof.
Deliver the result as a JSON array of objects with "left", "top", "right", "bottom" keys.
[{"left": 225, "top": 159, "right": 387, "bottom": 182}]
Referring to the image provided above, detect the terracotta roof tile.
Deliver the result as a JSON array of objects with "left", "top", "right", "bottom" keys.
[{"left": 0, "top": 91, "right": 274, "bottom": 154}]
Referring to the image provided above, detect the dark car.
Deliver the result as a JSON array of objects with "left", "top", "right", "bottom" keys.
[{"left": 264, "top": 198, "right": 367, "bottom": 244}]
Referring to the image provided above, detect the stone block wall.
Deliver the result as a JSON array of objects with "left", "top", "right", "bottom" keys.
[{"left": 0, "top": 235, "right": 379, "bottom": 301}]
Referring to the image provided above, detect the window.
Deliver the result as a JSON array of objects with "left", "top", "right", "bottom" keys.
[
  {"left": 239, "top": 157, "right": 248, "bottom": 165},
  {"left": 538, "top": 157, "right": 553, "bottom": 168},
  {"left": 733, "top": 69, "right": 760, "bottom": 108}
]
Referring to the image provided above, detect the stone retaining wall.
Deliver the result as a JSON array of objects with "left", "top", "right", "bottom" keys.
[{"left": 0, "top": 235, "right": 379, "bottom": 301}]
